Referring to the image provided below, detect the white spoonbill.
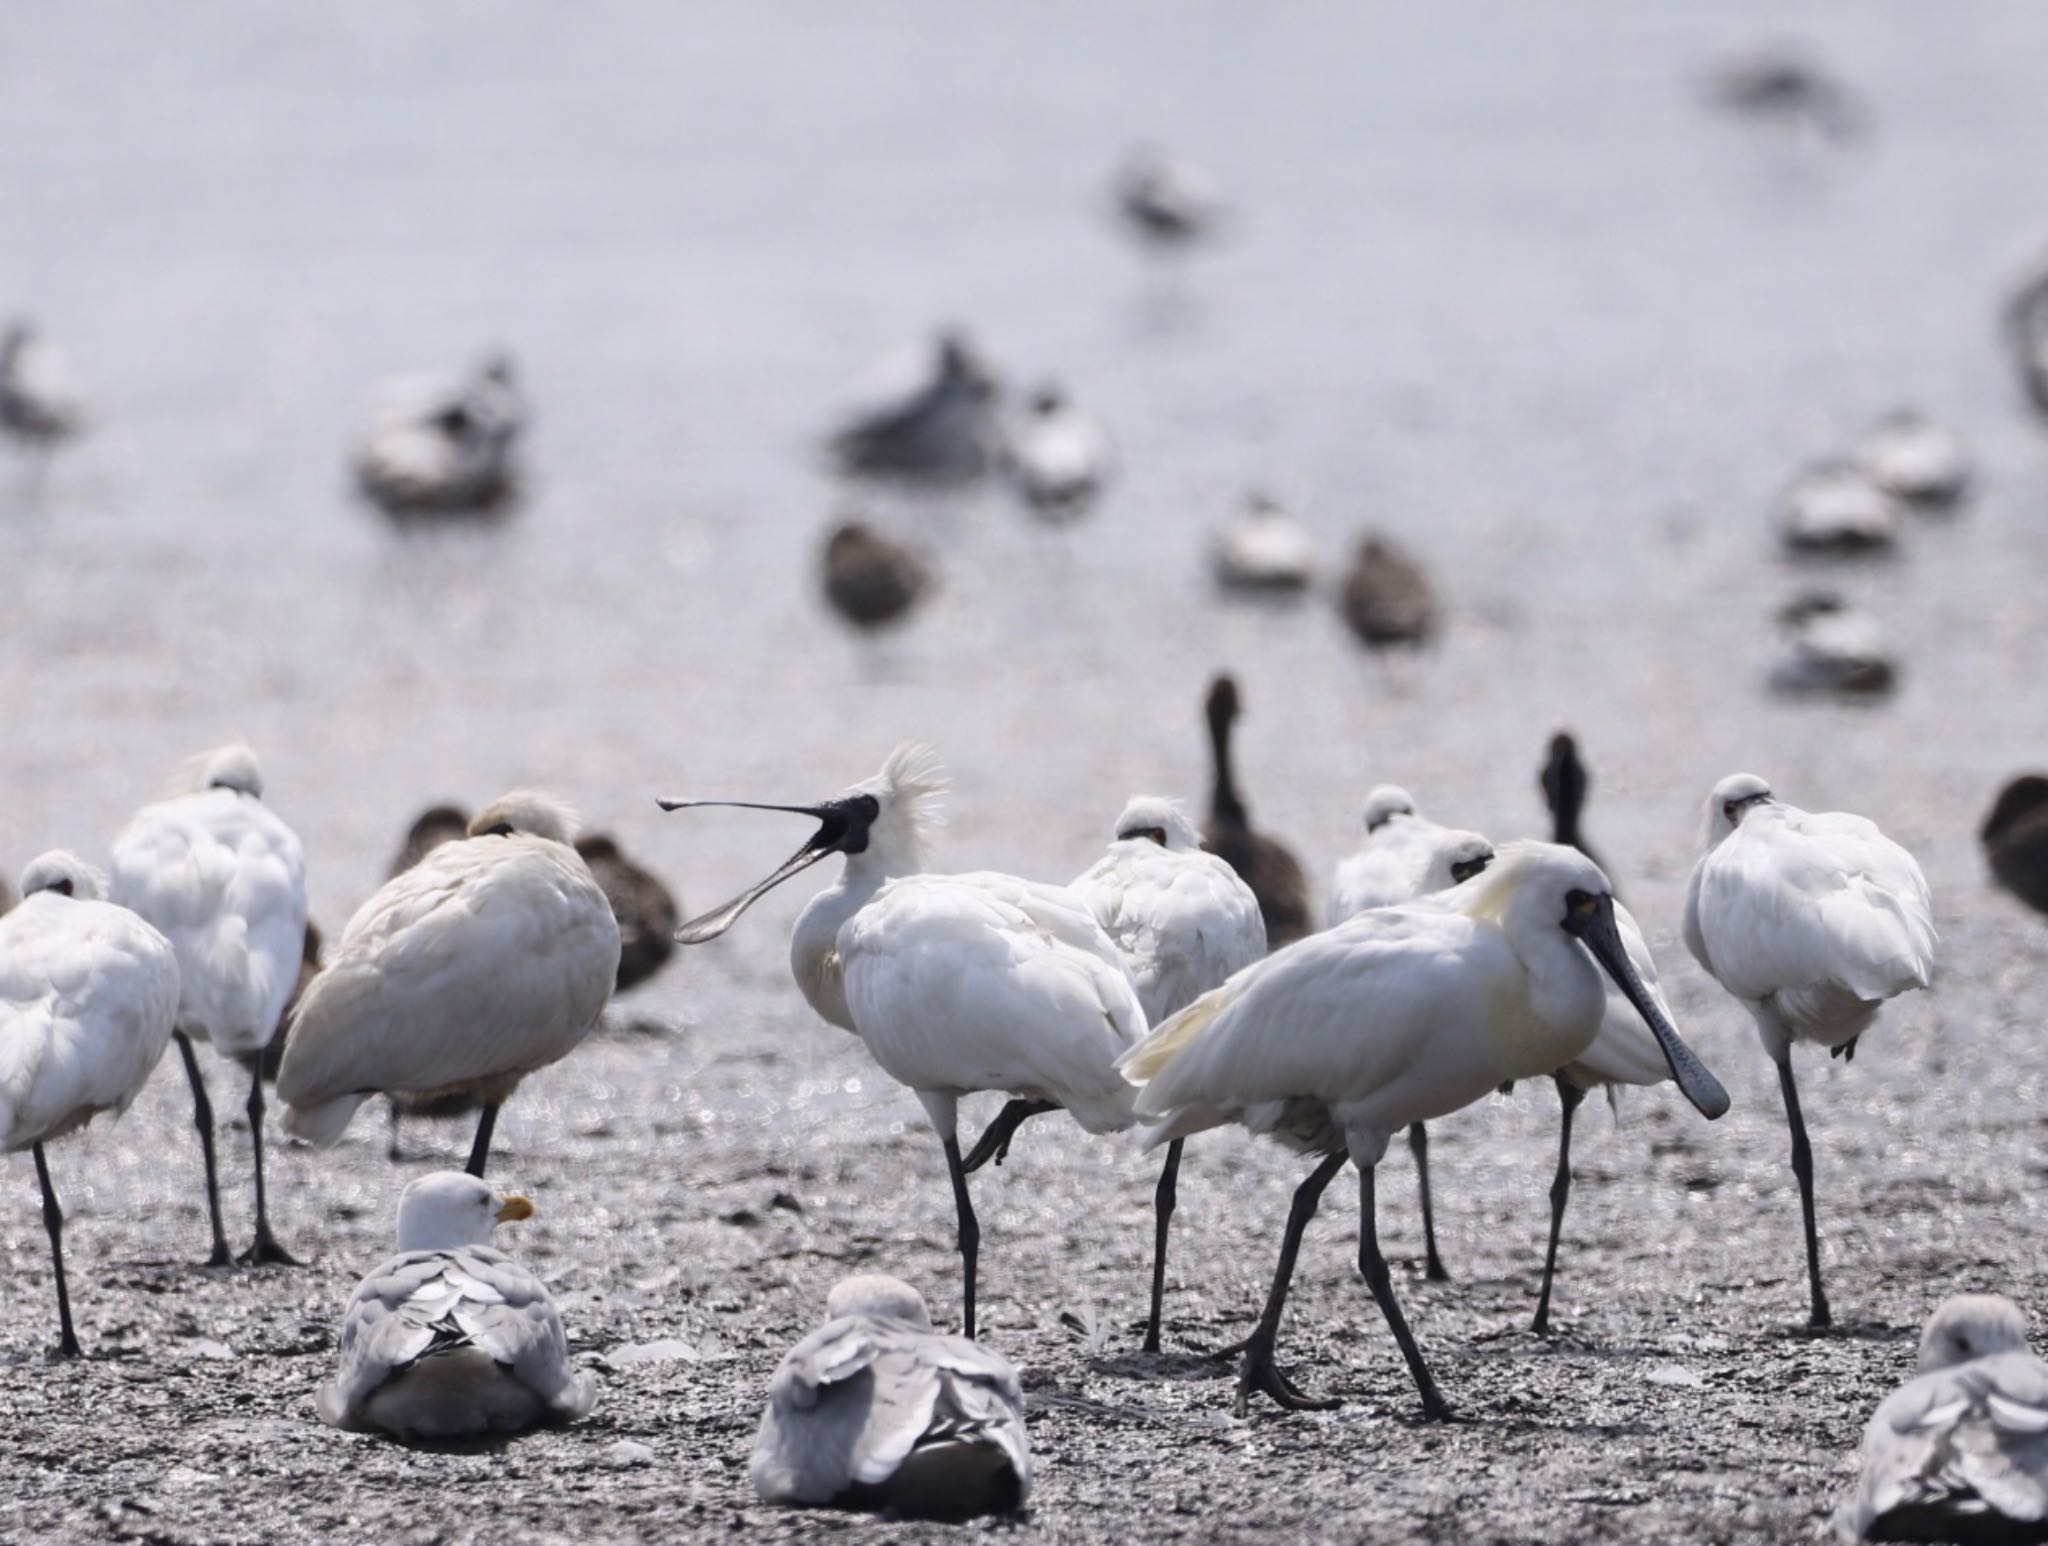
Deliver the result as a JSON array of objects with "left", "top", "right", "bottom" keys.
[
  {"left": 1835, "top": 1295, "right": 2048, "bottom": 1542},
  {"left": 110, "top": 744, "right": 308, "bottom": 1266},
  {"left": 1325, "top": 784, "right": 1493, "bottom": 1283},
  {"left": 751, "top": 1273, "right": 1031, "bottom": 1518},
  {"left": 663, "top": 745, "right": 1145, "bottom": 1340},
  {"left": 1070, "top": 794, "right": 1266, "bottom": 1350},
  {"left": 1211, "top": 492, "right": 1316, "bottom": 594},
  {"left": 353, "top": 354, "right": 525, "bottom": 516},
  {"left": 316, "top": 1170, "right": 596, "bottom": 1441},
  {"left": 1120, "top": 843, "right": 1729, "bottom": 1418},
  {"left": 278, "top": 793, "right": 620, "bottom": 1177},
  {"left": 2, "top": 853, "right": 179, "bottom": 1356},
  {"left": 1685, "top": 773, "right": 1935, "bottom": 1328}
]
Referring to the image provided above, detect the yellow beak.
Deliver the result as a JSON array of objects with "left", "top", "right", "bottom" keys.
[{"left": 494, "top": 1194, "right": 535, "bottom": 1223}]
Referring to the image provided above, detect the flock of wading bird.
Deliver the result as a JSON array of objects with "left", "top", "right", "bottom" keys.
[{"left": 13, "top": 672, "right": 2048, "bottom": 1535}]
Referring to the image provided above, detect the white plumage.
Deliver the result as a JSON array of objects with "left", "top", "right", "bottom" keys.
[
  {"left": 0, "top": 319, "right": 90, "bottom": 447},
  {"left": 278, "top": 792, "right": 620, "bottom": 1177},
  {"left": 1, "top": 852, "right": 180, "bottom": 1355},
  {"left": 751, "top": 1274, "right": 1031, "bottom": 1518},
  {"left": 110, "top": 744, "right": 308, "bottom": 1265},
  {"left": 1211, "top": 493, "right": 1316, "bottom": 593},
  {"left": 1684, "top": 771, "right": 1936, "bottom": 1327},
  {"left": 317, "top": 1171, "right": 595, "bottom": 1441},
  {"left": 1326, "top": 785, "right": 1493, "bottom": 926},
  {"left": 1836, "top": 1296, "right": 2048, "bottom": 1542},
  {"left": 1001, "top": 386, "right": 1113, "bottom": 519},
  {"left": 1121, "top": 842, "right": 1727, "bottom": 1418},
  {"left": 352, "top": 355, "right": 524, "bottom": 515}
]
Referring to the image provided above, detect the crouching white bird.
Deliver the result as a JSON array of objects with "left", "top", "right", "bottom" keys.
[
  {"left": 1120, "top": 843, "right": 1729, "bottom": 1419},
  {"left": 1069, "top": 795, "right": 1265, "bottom": 1351},
  {"left": 278, "top": 793, "right": 620, "bottom": 1177},
  {"left": 352, "top": 355, "right": 525, "bottom": 516},
  {"left": 2, "top": 853, "right": 179, "bottom": 1356},
  {"left": 316, "top": 1170, "right": 595, "bottom": 1441},
  {"left": 1685, "top": 773, "right": 1935, "bottom": 1329},
  {"left": 111, "top": 745, "right": 308, "bottom": 1266},
  {"left": 663, "top": 745, "right": 1145, "bottom": 1340},
  {"left": 752, "top": 1274, "right": 1031, "bottom": 1519},
  {"left": 1835, "top": 1295, "right": 2048, "bottom": 1543}
]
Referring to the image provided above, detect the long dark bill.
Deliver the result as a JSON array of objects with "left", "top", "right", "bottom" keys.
[
  {"left": 657, "top": 798, "right": 839, "bottom": 944},
  {"left": 1570, "top": 895, "right": 1731, "bottom": 1120}
]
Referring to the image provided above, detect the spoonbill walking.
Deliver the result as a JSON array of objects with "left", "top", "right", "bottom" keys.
[
  {"left": 1202, "top": 675, "right": 1311, "bottom": 948},
  {"left": 1121, "top": 843, "right": 1729, "bottom": 1418},
  {"left": 316, "top": 1171, "right": 596, "bottom": 1441},
  {"left": 664, "top": 745, "right": 1145, "bottom": 1339},
  {"left": 278, "top": 793, "right": 620, "bottom": 1177},
  {"left": 1070, "top": 795, "right": 1266, "bottom": 1349},
  {"left": 751, "top": 1273, "right": 1031, "bottom": 1518},
  {"left": 1, "top": 853, "right": 179, "bottom": 1355},
  {"left": 110, "top": 745, "right": 308, "bottom": 1266},
  {"left": 1685, "top": 773, "right": 1935, "bottom": 1328}
]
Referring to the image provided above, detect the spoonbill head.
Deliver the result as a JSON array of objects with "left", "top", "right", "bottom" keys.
[
  {"left": 394, "top": 1170, "right": 535, "bottom": 1252},
  {"left": 1106, "top": 793, "right": 1205, "bottom": 853},
  {"left": 1327, "top": 783, "right": 1491, "bottom": 927}
]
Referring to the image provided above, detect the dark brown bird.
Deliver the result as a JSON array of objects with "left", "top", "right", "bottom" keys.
[
  {"left": 822, "top": 520, "right": 930, "bottom": 629},
  {"left": 1200, "top": 675, "right": 1310, "bottom": 948},
  {"left": 389, "top": 804, "right": 472, "bottom": 878},
  {"left": 1983, "top": 776, "right": 2048, "bottom": 916},
  {"left": 1339, "top": 534, "right": 1437, "bottom": 647},
  {"left": 573, "top": 833, "right": 679, "bottom": 994},
  {"left": 1540, "top": 732, "right": 1608, "bottom": 877}
]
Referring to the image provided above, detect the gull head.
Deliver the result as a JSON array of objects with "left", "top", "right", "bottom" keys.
[
  {"left": 1111, "top": 794, "right": 1203, "bottom": 851},
  {"left": 469, "top": 791, "right": 579, "bottom": 846},
  {"left": 1918, "top": 1294, "right": 2030, "bottom": 1373},
  {"left": 395, "top": 1170, "right": 535, "bottom": 1252},
  {"left": 19, "top": 850, "right": 107, "bottom": 902}
]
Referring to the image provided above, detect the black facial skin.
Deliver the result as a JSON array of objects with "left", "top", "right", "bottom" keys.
[{"left": 1118, "top": 826, "right": 1169, "bottom": 846}]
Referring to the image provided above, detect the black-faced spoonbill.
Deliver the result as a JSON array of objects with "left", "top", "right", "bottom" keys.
[
  {"left": 315, "top": 1171, "right": 595, "bottom": 1441},
  {"left": 751, "top": 1273, "right": 1031, "bottom": 1519},
  {"left": 1121, "top": 842, "right": 1729, "bottom": 1418},
  {"left": 1201, "top": 675, "right": 1311, "bottom": 948},
  {"left": 352, "top": 354, "right": 525, "bottom": 516},
  {"left": 110, "top": 745, "right": 308, "bottom": 1266},
  {"left": 1, "top": 853, "right": 179, "bottom": 1356},
  {"left": 1983, "top": 776, "right": 2048, "bottom": 916},
  {"left": 662, "top": 745, "right": 1145, "bottom": 1340},
  {"left": 1684, "top": 773, "right": 1935, "bottom": 1328},
  {"left": 278, "top": 793, "right": 620, "bottom": 1178},
  {"left": 1835, "top": 1295, "right": 2048, "bottom": 1542},
  {"left": 1070, "top": 794, "right": 1266, "bottom": 1350}
]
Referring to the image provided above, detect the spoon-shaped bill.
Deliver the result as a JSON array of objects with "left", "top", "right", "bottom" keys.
[
  {"left": 1567, "top": 894, "right": 1731, "bottom": 1119},
  {"left": 658, "top": 797, "right": 844, "bottom": 945}
]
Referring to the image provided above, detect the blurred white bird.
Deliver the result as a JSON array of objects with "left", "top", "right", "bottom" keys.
[
  {"left": 1836, "top": 1295, "right": 2048, "bottom": 1542},
  {"left": 1001, "top": 385, "right": 1114, "bottom": 519},
  {"left": 2, "top": 853, "right": 179, "bottom": 1356},
  {"left": 353, "top": 354, "right": 525, "bottom": 516},
  {"left": 1855, "top": 411, "right": 1970, "bottom": 507},
  {"left": 752, "top": 1274, "right": 1031, "bottom": 1518},
  {"left": 1211, "top": 492, "right": 1316, "bottom": 594},
  {"left": 1685, "top": 773, "right": 1936, "bottom": 1328},
  {"left": 1070, "top": 794, "right": 1266, "bottom": 1350},
  {"left": 1113, "top": 148, "right": 1222, "bottom": 249},
  {"left": 0, "top": 319, "right": 90, "bottom": 468},
  {"left": 1770, "top": 592, "right": 1895, "bottom": 697},
  {"left": 664, "top": 745, "right": 1145, "bottom": 1340},
  {"left": 279, "top": 793, "right": 620, "bottom": 1177},
  {"left": 1121, "top": 842, "right": 1728, "bottom": 1418},
  {"left": 111, "top": 745, "right": 308, "bottom": 1266},
  {"left": 316, "top": 1171, "right": 595, "bottom": 1441},
  {"left": 1780, "top": 462, "right": 1899, "bottom": 554},
  {"left": 828, "top": 330, "right": 1001, "bottom": 482}
]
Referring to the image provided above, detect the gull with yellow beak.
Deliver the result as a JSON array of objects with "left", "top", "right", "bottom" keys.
[{"left": 316, "top": 1171, "right": 594, "bottom": 1442}]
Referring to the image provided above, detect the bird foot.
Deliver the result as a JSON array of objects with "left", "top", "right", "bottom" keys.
[
  {"left": 48, "top": 1337, "right": 83, "bottom": 1361},
  {"left": 1233, "top": 1343, "right": 1339, "bottom": 1416},
  {"left": 203, "top": 1244, "right": 234, "bottom": 1269},
  {"left": 1424, "top": 1257, "right": 1451, "bottom": 1283},
  {"left": 237, "top": 1234, "right": 303, "bottom": 1268}
]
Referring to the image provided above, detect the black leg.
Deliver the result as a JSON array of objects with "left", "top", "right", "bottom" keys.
[
  {"left": 33, "top": 1144, "right": 80, "bottom": 1358},
  {"left": 961, "top": 1099, "right": 1059, "bottom": 1174},
  {"left": 1234, "top": 1151, "right": 1348, "bottom": 1417},
  {"left": 1531, "top": 1076, "right": 1585, "bottom": 1335},
  {"left": 238, "top": 1066, "right": 301, "bottom": 1266},
  {"left": 1777, "top": 1057, "right": 1832, "bottom": 1329},
  {"left": 465, "top": 1102, "right": 500, "bottom": 1179},
  {"left": 386, "top": 1101, "right": 405, "bottom": 1163},
  {"left": 1408, "top": 1122, "right": 1449, "bottom": 1282},
  {"left": 1359, "top": 1164, "right": 1454, "bottom": 1420},
  {"left": 941, "top": 1135, "right": 981, "bottom": 1339},
  {"left": 1143, "top": 1139, "right": 1183, "bottom": 1353},
  {"left": 173, "top": 1031, "right": 231, "bottom": 1267}
]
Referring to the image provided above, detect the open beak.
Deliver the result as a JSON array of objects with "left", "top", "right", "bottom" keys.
[
  {"left": 1568, "top": 895, "right": 1731, "bottom": 1120},
  {"left": 658, "top": 798, "right": 843, "bottom": 945},
  {"left": 495, "top": 1194, "right": 535, "bottom": 1223}
]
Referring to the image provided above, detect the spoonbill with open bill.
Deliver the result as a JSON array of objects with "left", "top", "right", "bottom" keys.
[
  {"left": 1, "top": 853, "right": 179, "bottom": 1355},
  {"left": 111, "top": 744, "right": 308, "bottom": 1266},
  {"left": 1685, "top": 773, "right": 1934, "bottom": 1328},
  {"left": 662, "top": 745, "right": 1145, "bottom": 1340},
  {"left": 1120, "top": 842, "right": 1729, "bottom": 1418}
]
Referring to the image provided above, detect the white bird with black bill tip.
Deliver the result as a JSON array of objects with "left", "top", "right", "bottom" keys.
[
  {"left": 278, "top": 793, "right": 620, "bottom": 1178},
  {"left": 2, "top": 853, "right": 180, "bottom": 1356},
  {"left": 110, "top": 744, "right": 308, "bottom": 1266},
  {"left": 1120, "top": 842, "right": 1729, "bottom": 1419},
  {"left": 316, "top": 1170, "right": 595, "bottom": 1441},
  {"left": 1685, "top": 773, "right": 1935, "bottom": 1329},
  {"left": 662, "top": 745, "right": 1146, "bottom": 1341},
  {"left": 1070, "top": 794, "right": 1265, "bottom": 1350},
  {"left": 751, "top": 1273, "right": 1031, "bottom": 1519}
]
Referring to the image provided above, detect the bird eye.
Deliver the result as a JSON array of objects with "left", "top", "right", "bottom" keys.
[
  {"left": 1723, "top": 801, "right": 1738, "bottom": 819},
  {"left": 51, "top": 877, "right": 74, "bottom": 897}
]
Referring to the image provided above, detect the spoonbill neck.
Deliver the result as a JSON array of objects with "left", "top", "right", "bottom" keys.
[{"left": 789, "top": 849, "right": 919, "bottom": 1033}]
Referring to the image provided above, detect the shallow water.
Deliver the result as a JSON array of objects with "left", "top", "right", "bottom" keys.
[{"left": 5, "top": 4, "right": 2048, "bottom": 1542}]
